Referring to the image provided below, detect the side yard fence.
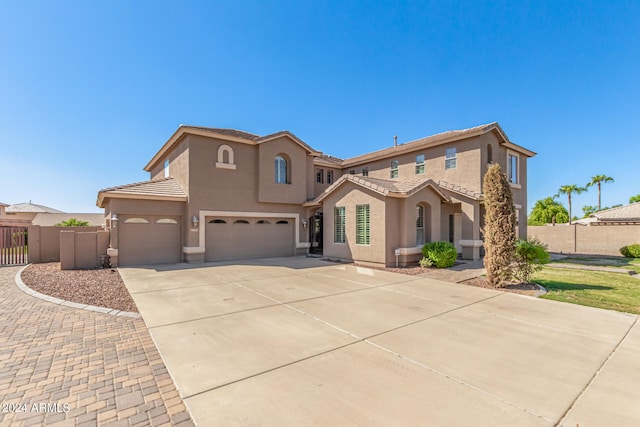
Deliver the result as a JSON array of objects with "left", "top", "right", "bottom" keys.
[
  {"left": 28, "top": 225, "right": 109, "bottom": 269},
  {"left": 528, "top": 224, "right": 640, "bottom": 256}
]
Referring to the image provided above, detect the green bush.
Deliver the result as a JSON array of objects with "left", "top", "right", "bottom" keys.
[
  {"left": 620, "top": 244, "right": 640, "bottom": 258},
  {"left": 419, "top": 257, "right": 433, "bottom": 268},
  {"left": 513, "top": 238, "right": 550, "bottom": 283},
  {"left": 422, "top": 241, "right": 458, "bottom": 268}
]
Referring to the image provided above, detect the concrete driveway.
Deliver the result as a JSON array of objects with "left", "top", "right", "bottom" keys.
[{"left": 119, "top": 257, "right": 640, "bottom": 426}]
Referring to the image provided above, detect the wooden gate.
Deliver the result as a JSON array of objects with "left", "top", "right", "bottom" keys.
[{"left": 0, "top": 226, "right": 28, "bottom": 265}]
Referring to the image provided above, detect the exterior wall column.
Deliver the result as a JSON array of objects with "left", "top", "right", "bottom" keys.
[{"left": 459, "top": 200, "right": 482, "bottom": 260}]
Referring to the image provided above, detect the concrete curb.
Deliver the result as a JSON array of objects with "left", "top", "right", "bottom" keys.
[{"left": 14, "top": 264, "right": 141, "bottom": 318}]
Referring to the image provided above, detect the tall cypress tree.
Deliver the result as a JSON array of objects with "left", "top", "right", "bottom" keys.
[{"left": 483, "top": 163, "right": 516, "bottom": 287}]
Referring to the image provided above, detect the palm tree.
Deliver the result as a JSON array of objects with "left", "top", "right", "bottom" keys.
[
  {"left": 586, "top": 175, "right": 614, "bottom": 211},
  {"left": 558, "top": 185, "right": 587, "bottom": 224}
]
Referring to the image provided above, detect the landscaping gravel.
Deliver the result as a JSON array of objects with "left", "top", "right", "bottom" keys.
[{"left": 21, "top": 262, "right": 138, "bottom": 312}]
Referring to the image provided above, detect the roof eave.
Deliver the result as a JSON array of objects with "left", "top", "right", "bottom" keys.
[{"left": 97, "top": 192, "right": 187, "bottom": 208}]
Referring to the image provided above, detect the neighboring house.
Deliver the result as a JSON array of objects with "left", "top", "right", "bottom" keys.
[
  {"left": 97, "top": 122, "right": 535, "bottom": 267},
  {"left": 0, "top": 202, "right": 64, "bottom": 227},
  {"left": 574, "top": 202, "right": 640, "bottom": 226},
  {"left": 31, "top": 213, "right": 106, "bottom": 227}
]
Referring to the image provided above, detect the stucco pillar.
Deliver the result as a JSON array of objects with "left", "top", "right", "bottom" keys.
[{"left": 460, "top": 201, "right": 482, "bottom": 260}]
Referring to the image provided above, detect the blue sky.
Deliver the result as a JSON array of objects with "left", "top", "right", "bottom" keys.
[{"left": 1, "top": 1, "right": 638, "bottom": 215}]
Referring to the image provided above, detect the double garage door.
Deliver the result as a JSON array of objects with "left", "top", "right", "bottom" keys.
[
  {"left": 205, "top": 217, "right": 294, "bottom": 262},
  {"left": 119, "top": 215, "right": 181, "bottom": 266}
]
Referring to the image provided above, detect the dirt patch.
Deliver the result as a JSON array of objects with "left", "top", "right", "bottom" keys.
[
  {"left": 21, "top": 262, "right": 138, "bottom": 313},
  {"left": 460, "top": 277, "right": 544, "bottom": 296}
]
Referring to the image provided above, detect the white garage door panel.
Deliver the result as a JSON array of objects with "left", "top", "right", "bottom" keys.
[
  {"left": 119, "top": 216, "right": 181, "bottom": 266},
  {"left": 205, "top": 218, "right": 294, "bottom": 262}
]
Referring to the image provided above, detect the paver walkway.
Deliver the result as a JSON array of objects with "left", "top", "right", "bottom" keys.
[{"left": 0, "top": 266, "right": 194, "bottom": 427}]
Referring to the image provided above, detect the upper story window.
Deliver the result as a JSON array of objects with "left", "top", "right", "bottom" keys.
[
  {"left": 164, "top": 160, "right": 170, "bottom": 178},
  {"left": 327, "top": 170, "right": 334, "bottom": 184},
  {"left": 508, "top": 153, "right": 519, "bottom": 184},
  {"left": 445, "top": 148, "right": 456, "bottom": 169},
  {"left": 362, "top": 167, "right": 369, "bottom": 177},
  {"left": 415, "top": 154, "right": 425, "bottom": 174},
  {"left": 316, "top": 168, "right": 324, "bottom": 184},
  {"left": 275, "top": 155, "right": 289, "bottom": 184},
  {"left": 390, "top": 160, "right": 399, "bottom": 179},
  {"left": 349, "top": 170, "right": 356, "bottom": 175},
  {"left": 487, "top": 144, "right": 493, "bottom": 164}
]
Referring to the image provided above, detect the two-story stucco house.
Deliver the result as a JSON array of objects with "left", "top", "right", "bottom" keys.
[{"left": 97, "top": 122, "right": 535, "bottom": 267}]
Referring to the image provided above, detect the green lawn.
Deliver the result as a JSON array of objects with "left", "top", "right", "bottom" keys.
[
  {"left": 533, "top": 267, "right": 640, "bottom": 315},
  {"left": 551, "top": 256, "right": 640, "bottom": 273}
]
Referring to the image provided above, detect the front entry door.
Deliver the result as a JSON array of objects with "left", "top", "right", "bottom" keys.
[{"left": 309, "top": 212, "right": 323, "bottom": 255}]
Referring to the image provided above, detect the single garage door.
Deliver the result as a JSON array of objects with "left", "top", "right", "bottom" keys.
[
  {"left": 205, "top": 217, "right": 294, "bottom": 262},
  {"left": 119, "top": 216, "right": 181, "bottom": 266}
]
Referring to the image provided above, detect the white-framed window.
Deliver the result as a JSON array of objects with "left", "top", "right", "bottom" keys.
[
  {"left": 275, "top": 155, "right": 288, "bottom": 184},
  {"left": 327, "top": 170, "right": 334, "bottom": 184},
  {"left": 316, "top": 168, "right": 324, "bottom": 183},
  {"left": 508, "top": 152, "right": 519, "bottom": 184},
  {"left": 164, "top": 159, "right": 170, "bottom": 178},
  {"left": 415, "top": 154, "right": 425, "bottom": 174},
  {"left": 362, "top": 167, "right": 369, "bottom": 177},
  {"left": 356, "top": 204, "right": 370, "bottom": 245},
  {"left": 445, "top": 148, "right": 456, "bottom": 169},
  {"left": 390, "top": 160, "right": 399, "bottom": 178},
  {"left": 334, "top": 206, "right": 346, "bottom": 243}
]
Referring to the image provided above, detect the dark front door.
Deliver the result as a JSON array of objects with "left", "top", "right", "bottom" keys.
[{"left": 309, "top": 213, "right": 323, "bottom": 255}]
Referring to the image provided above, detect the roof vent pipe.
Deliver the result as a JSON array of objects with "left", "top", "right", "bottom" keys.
[{"left": 394, "top": 135, "right": 397, "bottom": 147}]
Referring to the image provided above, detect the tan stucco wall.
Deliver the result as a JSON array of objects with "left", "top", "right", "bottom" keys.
[
  {"left": 528, "top": 225, "right": 640, "bottom": 256},
  {"left": 258, "top": 136, "right": 309, "bottom": 204},
  {"left": 151, "top": 138, "right": 190, "bottom": 196},
  {"left": 344, "top": 134, "right": 493, "bottom": 194},
  {"left": 313, "top": 166, "right": 343, "bottom": 197},
  {"left": 27, "top": 225, "right": 103, "bottom": 263},
  {"left": 60, "top": 230, "right": 109, "bottom": 270},
  {"left": 322, "top": 183, "right": 387, "bottom": 265}
]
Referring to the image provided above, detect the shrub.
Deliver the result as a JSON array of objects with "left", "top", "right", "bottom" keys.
[
  {"left": 419, "top": 257, "right": 433, "bottom": 268},
  {"left": 620, "top": 244, "right": 640, "bottom": 258},
  {"left": 422, "top": 241, "right": 457, "bottom": 268},
  {"left": 55, "top": 218, "right": 90, "bottom": 227},
  {"left": 483, "top": 164, "right": 516, "bottom": 286},
  {"left": 512, "top": 238, "right": 550, "bottom": 283}
]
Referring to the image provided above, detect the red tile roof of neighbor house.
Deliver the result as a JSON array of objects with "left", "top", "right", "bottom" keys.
[
  {"left": 31, "top": 213, "right": 106, "bottom": 227},
  {"left": 592, "top": 202, "right": 640, "bottom": 221},
  {"left": 96, "top": 178, "right": 188, "bottom": 207},
  {"left": 5, "top": 202, "right": 64, "bottom": 213}
]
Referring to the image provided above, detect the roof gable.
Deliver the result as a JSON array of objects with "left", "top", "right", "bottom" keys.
[
  {"left": 305, "top": 175, "right": 451, "bottom": 206},
  {"left": 144, "top": 126, "right": 319, "bottom": 172}
]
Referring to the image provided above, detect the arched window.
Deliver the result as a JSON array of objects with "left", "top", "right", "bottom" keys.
[
  {"left": 275, "top": 155, "right": 288, "bottom": 184},
  {"left": 216, "top": 144, "right": 236, "bottom": 170},
  {"left": 487, "top": 144, "right": 493, "bottom": 164},
  {"left": 233, "top": 219, "right": 250, "bottom": 224},
  {"left": 416, "top": 205, "right": 425, "bottom": 246},
  {"left": 209, "top": 219, "right": 227, "bottom": 224}
]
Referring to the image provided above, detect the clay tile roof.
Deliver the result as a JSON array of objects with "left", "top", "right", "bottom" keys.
[
  {"left": 6, "top": 202, "right": 65, "bottom": 213},
  {"left": 32, "top": 213, "right": 106, "bottom": 227},
  {"left": 314, "top": 154, "right": 344, "bottom": 166},
  {"left": 437, "top": 180, "right": 483, "bottom": 200},
  {"left": 97, "top": 178, "right": 187, "bottom": 207},
  {"left": 182, "top": 126, "right": 260, "bottom": 141},
  {"left": 593, "top": 202, "right": 640, "bottom": 221},
  {"left": 305, "top": 175, "right": 450, "bottom": 206}
]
